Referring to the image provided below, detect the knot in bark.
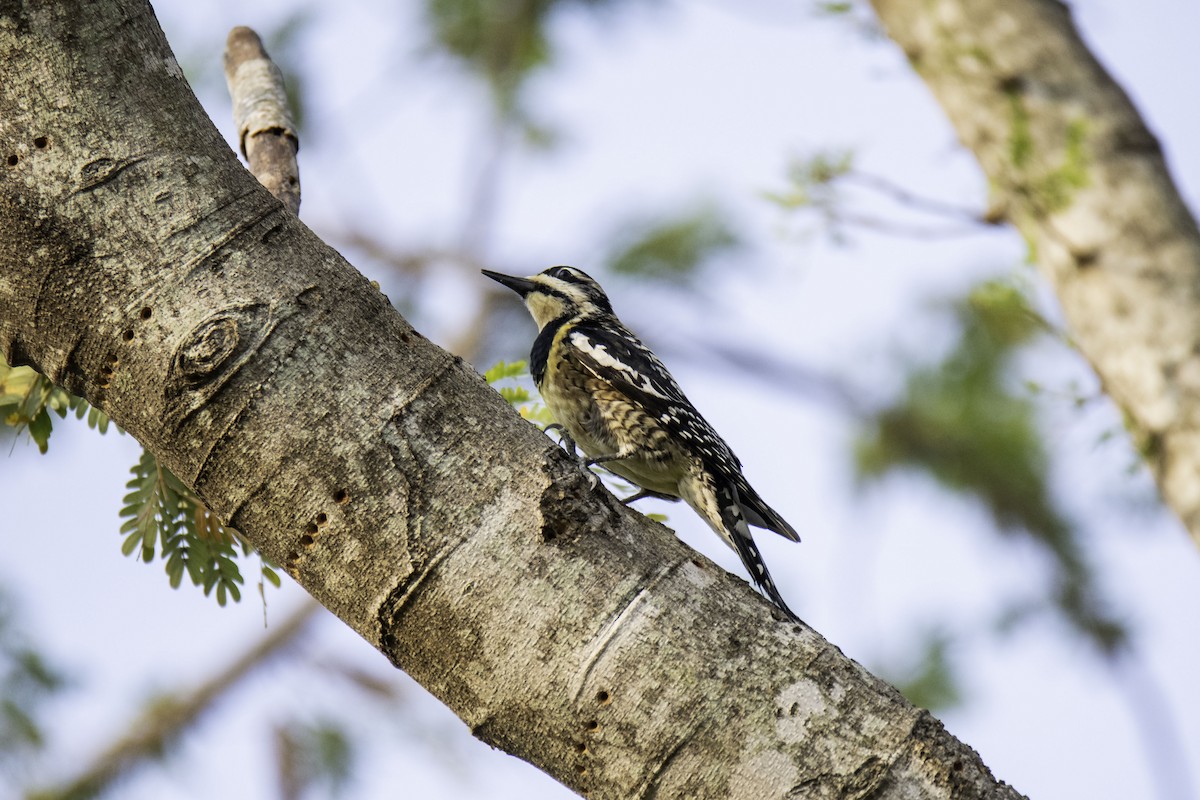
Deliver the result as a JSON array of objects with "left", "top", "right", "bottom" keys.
[{"left": 177, "top": 314, "right": 241, "bottom": 385}]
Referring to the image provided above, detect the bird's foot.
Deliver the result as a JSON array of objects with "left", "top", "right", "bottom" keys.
[
  {"left": 543, "top": 424, "right": 578, "bottom": 458},
  {"left": 544, "top": 424, "right": 600, "bottom": 489}
]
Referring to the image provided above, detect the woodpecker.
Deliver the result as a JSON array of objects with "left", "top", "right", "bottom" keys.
[{"left": 483, "top": 266, "right": 800, "bottom": 621}]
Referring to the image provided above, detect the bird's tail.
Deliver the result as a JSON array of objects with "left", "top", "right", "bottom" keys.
[
  {"left": 719, "top": 485, "right": 800, "bottom": 622},
  {"left": 733, "top": 474, "right": 800, "bottom": 542}
]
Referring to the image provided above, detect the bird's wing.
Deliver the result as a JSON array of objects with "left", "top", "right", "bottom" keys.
[
  {"left": 566, "top": 322, "right": 743, "bottom": 472},
  {"left": 566, "top": 322, "right": 688, "bottom": 404},
  {"left": 569, "top": 321, "right": 799, "bottom": 544}
]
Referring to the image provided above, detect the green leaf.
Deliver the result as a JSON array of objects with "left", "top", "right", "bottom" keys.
[
  {"left": 423, "top": 0, "right": 553, "bottom": 112},
  {"left": 499, "top": 386, "right": 531, "bottom": 404},
  {"left": 767, "top": 150, "right": 854, "bottom": 212},
  {"left": 878, "top": 630, "right": 963, "bottom": 712},
  {"left": 0, "top": 359, "right": 121, "bottom": 451},
  {"left": 87, "top": 405, "right": 113, "bottom": 433},
  {"left": 0, "top": 611, "right": 69, "bottom": 766},
  {"left": 853, "top": 277, "right": 1124, "bottom": 652},
  {"left": 26, "top": 411, "right": 51, "bottom": 454},
  {"left": 166, "top": 554, "right": 185, "bottom": 589},
  {"left": 486, "top": 360, "right": 552, "bottom": 424},
  {"left": 484, "top": 359, "right": 528, "bottom": 383},
  {"left": 276, "top": 720, "right": 355, "bottom": 797},
  {"left": 603, "top": 204, "right": 741, "bottom": 282},
  {"left": 116, "top": 448, "right": 258, "bottom": 607},
  {"left": 261, "top": 565, "right": 282, "bottom": 588},
  {"left": 120, "top": 532, "right": 142, "bottom": 557},
  {"left": 815, "top": 1, "right": 854, "bottom": 13}
]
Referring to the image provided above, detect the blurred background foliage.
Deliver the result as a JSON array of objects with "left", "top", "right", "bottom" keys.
[
  {"left": 0, "top": 0, "right": 1191, "bottom": 798},
  {"left": 0, "top": 593, "right": 68, "bottom": 778},
  {"left": 854, "top": 279, "right": 1125, "bottom": 655}
]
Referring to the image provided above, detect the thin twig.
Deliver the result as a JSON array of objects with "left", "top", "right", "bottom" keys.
[
  {"left": 660, "top": 334, "right": 874, "bottom": 418},
  {"left": 841, "top": 170, "right": 1000, "bottom": 226},
  {"left": 828, "top": 210, "right": 996, "bottom": 239}
]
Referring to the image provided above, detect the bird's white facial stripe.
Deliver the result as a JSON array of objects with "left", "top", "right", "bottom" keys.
[
  {"left": 570, "top": 332, "right": 670, "bottom": 399},
  {"left": 521, "top": 276, "right": 599, "bottom": 328}
]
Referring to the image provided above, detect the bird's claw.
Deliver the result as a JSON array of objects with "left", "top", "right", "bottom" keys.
[
  {"left": 544, "top": 423, "right": 579, "bottom": 458},
  {"left": 545, "top": 424, "right": 599, "bottom": 487}
]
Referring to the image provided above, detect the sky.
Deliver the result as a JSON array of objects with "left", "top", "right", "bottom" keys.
[{"left": 4, "top": 1, "right": 1200, "bottom": 798}]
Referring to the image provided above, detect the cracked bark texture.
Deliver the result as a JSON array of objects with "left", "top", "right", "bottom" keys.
[
  {"left": 0, "top": 3, "right": 1025, "bottom": 798},
  {"left": 872, "top": 0, "right": 1200, "bottom": 547}
]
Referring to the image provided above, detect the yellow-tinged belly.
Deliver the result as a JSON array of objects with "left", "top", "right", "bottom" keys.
[
  {"left": 539, "top": 356, "right": 684, "bottom": 498},
  {"left": 602, "top": 456, "right": 683, "bottom": 497}
]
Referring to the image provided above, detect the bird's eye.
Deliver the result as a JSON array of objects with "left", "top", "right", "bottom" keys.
[{"left": 546, "top": 266, "right": 590, "bottom": 284}]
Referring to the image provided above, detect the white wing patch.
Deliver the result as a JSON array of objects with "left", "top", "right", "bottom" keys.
[{"left": 569, "top": 331, "right": 672, "bottom": 400}]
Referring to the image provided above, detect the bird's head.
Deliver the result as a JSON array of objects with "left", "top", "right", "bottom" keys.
[{"left": 482, "top": 266, "right": 614, "bottom": 330}]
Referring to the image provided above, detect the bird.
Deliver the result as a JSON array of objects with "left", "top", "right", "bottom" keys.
[{"left": 482, "top": 265, "right": 800, "bottom": 621}]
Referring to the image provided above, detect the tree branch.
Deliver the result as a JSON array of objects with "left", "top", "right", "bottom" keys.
[
  {"left": 0, "top": 2, "right": 1023, "bottom": 797},
  {"left": 871, "top": 0, "right": 1200, "bottom": 548},
  {"left": 223, "top": 26, "right": 300, "bottom": 215}
]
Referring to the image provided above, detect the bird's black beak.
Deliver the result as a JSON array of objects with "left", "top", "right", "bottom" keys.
[{"left": 481, "top": 269, "right": 537, "bottom": 298}]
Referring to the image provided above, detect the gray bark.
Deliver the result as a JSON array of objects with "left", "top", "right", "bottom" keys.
[
  {"left": 871, "top": 0, "right": 1200, "bottom": 548},
  {"left": 0, "top": 2, "right": 1024, "bottom": 798},
  {"left": 222, "top": 26, "right": 300, "bottom": 215}
]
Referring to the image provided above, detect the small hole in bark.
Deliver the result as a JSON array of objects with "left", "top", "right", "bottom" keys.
[
  {"left": 333, "top": 488, "right": 349, "bottom": 504},
  {"left": 287, "top": 550, "right": 299, "bottom": 562},
  {"left": 139, "top": 306, "right": 152, "bottom": 319},
  {"left": 595, "top": 690, "right": 609, "bottom": 705},
  {"left": 300, "top": 534, "right": 314, "bottom": 546},
  {"left": 121, "top": 329, "right": 134, "bottom": 342},
  {"left": 305, "top": 521, "right": 318, "bottom": 535},
  {"left": 575, "top": 742, "right": 587, "bottom": 754},
  {"left": 33, "top": 136, "right": 48, "bottom": 149},
  {"left": 952, "top": 760, "right": 964, "bottom": 772},
  {"left": 576, "top": 765, "right": 587, "bottom": 776},
  {"left": 6, "top": 154, "right": 17, "bottom": 166},
  {"left": 315, "top": 512, "right": 328, "bottom": 525},
  {"left": 584, "top": 720, "right": 598, "bottom": 732},
  {"left": 400, "top": 332, "right": 411, "bottom": 343}
]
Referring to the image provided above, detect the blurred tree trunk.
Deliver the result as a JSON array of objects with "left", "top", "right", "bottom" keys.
[
  {"left": 872, "top": 0, "right": 1200, "bottom": 549},
  {"left": 0, "top": 2, "right": 1025, "bottom": 798}
]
